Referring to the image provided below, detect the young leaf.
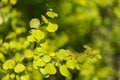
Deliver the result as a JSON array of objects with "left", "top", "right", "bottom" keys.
[
  {"left": 31, "top": 29, "right": 45, "bottom": 42},
  {"left": 10, "top": 74, "right": 15, "bottom": 79},
  {"left": 46, "top": 22, "right": 58, "bottom": 32},
  {"left": 60, "top": 65, "right": 70, "bottom": 77},
  {"left": 1, "top": 74, "right": 10, "bottom": 80},
  {"left": 14, "top": 63, "right": 25, "bottom": 73},
  {"left": 27, "top": 35, "right": 35, "bottom": 42},
  {"left": 66, "top": 60, "right": 76, "bottom": 69},
  {"left": 46, "top": 11, "right": 58, "bottom": 18},
  {"left": 43, "top": 55, "right": 51, "bottom": 63},
  {"left": 41, "top": 15, "right": 48, "bottom": 24},
  {"left": 10, "top": 0, "right": 17, "bottom": 5},
  {"left": 3, "top": 59, "right": 15, "bottom": 70},
  {"left": 36, "top": 58, "right": 45, "bottom": 67},
  {"left": 20, "top": 75, "right": 29, "bottom": 80},
  {"left": 24, "top": 50, "right": 33, "bottom": 58},
  {"left": 29, "top": 18, "right": 40, "bottom": 29},
  {"left": 44, "top": 63, "right": 56, "bottom": 74}
]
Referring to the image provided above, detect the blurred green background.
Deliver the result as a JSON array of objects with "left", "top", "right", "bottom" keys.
[{"left": 0, "top": 0, "right": 120, "bottom": 80}]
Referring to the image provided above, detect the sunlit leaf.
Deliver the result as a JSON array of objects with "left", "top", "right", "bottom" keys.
[
  {"left": 14, "top": 63, "right": 25, "bottom": 73},
  {"left": 36, "top": 58, "right": 46, "bottom": 67},
  {"left": 10, "top": 74, "right": 15, "bottom": 79},
  {"left": 29, "top": 18, "right": 40, "bottom": 29},
  {"left": 27, "top": 35, "right": 35, "bottom": 42},
  {"left": 10, "top": 0, "right": 17, "bottom": 5},
  {"left": 43, "top": 55, "right": 51, "bottom": 63},
  {"left": 46, "top": 11, "right": 58, "bottom": 18},
  {"left": 46, "top": 22, "right": 58, "bottom": 32},
  {"left": 66, "top": 60, "right": 76, "bottom": 69},
  {"left": 60, "top": 65, "right": 70, "bottom": 77},
  {"left": 31, "top": 29, "right": 45, "bottom": 42},
  {"left": 1, "top": 74, "right": 9, "bottom": 80},
  {"left": 44, "top": 63, "right": 56, "bottom": 74},
  {"left": 3, "top": 59, "right": 15, "bottom": 70},
  {"left": 24, "top": 50, "right": 33, "bottom": 58},
  {"left": 20, "top": 75, "right": 29, "bottom": 80},
  {"left": 41, "top": 15, "right": 48, "bottom": 24}
]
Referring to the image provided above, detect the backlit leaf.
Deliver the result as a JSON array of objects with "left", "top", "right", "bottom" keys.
[
  {"left": 3, "top": 59, "right": 15, "bottom": 70},
  {"left": 60, "top": 65, "right": 70, "bottom": 77},
  {"left": 44, "top": 63, "right": 56, "bottom": 74},
  {"left": 46, "top": 22, "right": 58, "bottom": 32},
  {"left": 14, "top": 63, "right": 25, "bottom": 73},
  {"left": 29, "top": 18, "right": 40, "bottom": 29},
  {"left": 41, "top": 15, "right": 48, "bottom": 24},
  {"left": 46, "top": 11, "right": 58, "bottom": 18}
]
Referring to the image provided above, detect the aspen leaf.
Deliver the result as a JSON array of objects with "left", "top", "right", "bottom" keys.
[
  {"left": 29, "top": 18, "right": 40, "bottom": 29},
  {"left": 21, "top": 75, "right": 29, "bottom": 80},
  {"left": 43, "top": 55, "right": 51, "bottom": 63},
  {"left": 3, "top": 59, "right": 15, "bottom": 70},
  {"left": 46, "top": 22, "right": 58, "bottom": 32},
  {"left": 66, "top": 60, "right": 75, "bottom": 69},
  {"left": 31, "top": 29, "right": 45, "bottom": 42},
  {"left": 46, "top": 11, "right": 58, "bottom": 18},
  {"left": 41, "top": 15, "right": 48, "bottom": 24},
  {"left": 60, "top": 65, "right": 70, "bottom": 77},
  {"left": 14, "top": 63, "right": 25, "bottom": 73},
  {"left": 44, "top": 63, "right": 56, "bottom": 74}
]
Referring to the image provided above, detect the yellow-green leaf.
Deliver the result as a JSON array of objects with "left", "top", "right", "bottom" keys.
[
  {"left": 14, "top": 63, "right": 25, "bottom": 73},
  {"left": 60, "top": 65, "right": 70, "bottom": 77},
  {"left": 3, "top": 59, "right": 15, "bottom": 70},
  {"left": 31, "top": 29, "right": 45, "bottom": 42},
  {"left": 41, "top": 15, "right": 48, "bottom": 24},
  {"left": 66, "top": 60, "right": 75, "bottom": 69},
  {"left": 20, "top": 75, "right": 29, "bottom": 80},
  {"left": 45, "top": 63, "right": 56, "bottom": 74},
  {"left": 46, "top": 11, "right": 58, "bottom": 18},
  {"left": 24, "top": 50, "right": 33, "bottom": 58},
  {"left": 46, "top": 22, "right": 58, "bottom": 32},
  {"left": 43, "top": 55, "right": 51, "bottom": 63},
  {"left": 29, "top": 18, "right": 40, "bottom": 29}
]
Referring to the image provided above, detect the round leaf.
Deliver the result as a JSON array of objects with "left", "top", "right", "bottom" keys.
[
  {"left": 29, "top": 18, "right": 40, "bottom": 29},
  {"left": 44, "top": 63, "right": 56, "bottom": 74},
  {"left": 46, "top": 22, "right": 58, "bottom": 32},
  {"left": 43, "top": 55, "right": 51, "bottom": 63},
  {"left": 14, "top": 63, "right": 25, "bottom": 73},
  {"left": 3, "top": 59, "right": 15, "bottom": 70},
  {"left": 59, "top": 65, "right": 70, "bottom": 77},
  {"left": 46, "top": 11, "right": 58, "bottom": 18}
]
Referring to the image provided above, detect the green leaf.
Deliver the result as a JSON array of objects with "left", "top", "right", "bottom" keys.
[
  {"left": 31, "top": 29, "right": 45, "bottom": 42},
  {"left": 27, "top": 35, "right": 35, "bottom": 42},
  {"left": 2, "top": 0, "right": 8, "bottom": 4},
  {"left": 43, "top": 55, "right": 51, "bottom": 63},
  {"left": 14, "top": 63, "right": 25, "bottom": 73},
  {"left": 24, "top": 50, "right": 33, "bottom": 58},
  {"left": 44, "top": 63, "right": 56, "bottom": 74},
  {"left": 60, "top": 65, "right": 70, "bottom": 77},
  {"left": 46, "top": 22, "right": 58, "bottom": 32},
  {"left": 20, "top": 75, "right": 29, "bottom": 80},
  {"left": 10, "top": 0, "right": 17, "bottom": 5},
  {"left": 41, "top": 15, "right": 48, "bottom": 24},
  {"left": 36, "top": 58, "right": 46, "bottom": 67},
  {"left": 16, "top": 75, "right": 20, "bottom": 80},
  {"left": 1, "top": 74, "right": 9, "bottom": 80},
  {"left": 3, "top": 59, "right": 15, "bottom": 70},
  {"left": 66, "top": 60, "right": 76, "bottom": 69},
  {"left": 46, "top": 11, "right": 58, "bottom": 18},
  {"left": 29, "top": 18, "right": 40, "bottom": 29},
  {"left": 10, "top": 74, "right": 15, "bottom": 79}
]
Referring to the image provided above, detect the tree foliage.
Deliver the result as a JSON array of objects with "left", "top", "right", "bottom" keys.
[{"left": 0, "top": 0, "right": 119, "bottom": 80}]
